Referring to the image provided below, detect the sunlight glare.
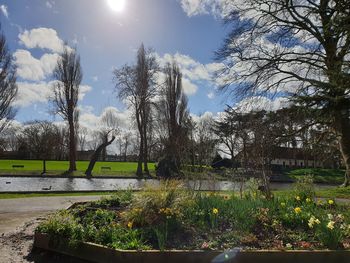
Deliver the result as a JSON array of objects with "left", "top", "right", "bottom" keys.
[{"left": 107, "top": 0, "right": 125, "bottom": 12}]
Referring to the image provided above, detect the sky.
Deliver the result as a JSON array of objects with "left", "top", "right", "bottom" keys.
[{"left": 0, "top": 0, "right": 240, "bottom": 128}]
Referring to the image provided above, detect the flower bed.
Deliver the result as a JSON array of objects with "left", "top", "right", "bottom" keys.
[{"left": 36, "top": 181, "right": 350, "bottom": 252}]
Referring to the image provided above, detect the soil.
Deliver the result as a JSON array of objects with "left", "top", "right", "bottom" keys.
[{"left": 0, "top": 217, "right": 91, "bottom": 263}]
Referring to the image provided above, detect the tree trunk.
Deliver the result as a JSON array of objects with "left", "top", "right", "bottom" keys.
[
  {"left": 136, "top": 110, "right": 143, "bottom": 177},
  {"left": 85, "top": 136, "right": 115, "bottom": 177},
  {"left": 68, "top": 116, "right": 77, "bottom": 172},
  {"left": 102, "top": 147, "right": 106, "bottom": 161},
  {"left": 334, "top": 113, "right": 350, "bottom": 187},
  {"left": 143, "top": 124, "right": 149, "bottom": 175}
]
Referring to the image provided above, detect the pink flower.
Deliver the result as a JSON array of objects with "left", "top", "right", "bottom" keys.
[{"left": 201, "top": 241, "right": 209, "bottom": 249}]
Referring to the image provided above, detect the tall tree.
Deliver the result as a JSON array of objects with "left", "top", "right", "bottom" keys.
[
  {"left": 114, "top": 44, "right": 158, "bottom": 176},
  {"left": 0, "top": 28, "right": 17, "bottom": 134},
  {"left": 52, "top": 47, "right": 82, "bottom": 172},
  {"left": 217, "top": 0, "right": 350, "bottom": 186},
  {"left": 156, "top": 62, "right": 190, "bottom": 176}
]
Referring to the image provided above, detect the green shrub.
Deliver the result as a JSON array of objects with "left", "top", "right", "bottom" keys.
[
  {"left": 121, "top": 180, "right": 191, "bottom": 249},
  {"left": 95, "top": 223, "right": 150, "bottom": 250},
  {"left": 311, "top": 213, "right": 349, "bottom": 249},
  {"left": 36, "top": 210, "right": 84, "bottom": 241},
  {"left": 82, "top": 209, "right": 117, "bottom": 228},
  {"left": 293, "top": 175, "right": 315, "bottom": 200}
]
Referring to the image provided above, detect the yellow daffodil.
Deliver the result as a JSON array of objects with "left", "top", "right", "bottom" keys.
[
  {"left": 294, "top": 207, "right": 302, "bottom": 214},
  {"left": 327, "top": 221, "right": 335, "bottom": 230},
  {"left": 212, "top": 208, "right": 219, "bottom": 215},
  {"left": 306, "top": 198, "right": 312, "bottom": 203},
  {"left": 328, "top": 200, "right": 334, "bottom": 205},
  {"left": 127, "top": 221, "right": 133, "bottom": 229},
  {"left": 317, "top": 200, "right": 323, "bottom": 205},
  {"left": 308, "top": 216, "right": 321, "bottom": 228},
  {"left": 295, "top": 196, "right": 301, "bottom": 201}
]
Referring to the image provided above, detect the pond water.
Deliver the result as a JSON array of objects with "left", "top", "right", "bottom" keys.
[{"left": 0, "top": 177, "right": 334, "bottom": 193}]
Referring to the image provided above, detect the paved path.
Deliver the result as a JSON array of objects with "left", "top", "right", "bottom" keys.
[{"left": 0, "top": 195, "right": 104, "bottom": 235}]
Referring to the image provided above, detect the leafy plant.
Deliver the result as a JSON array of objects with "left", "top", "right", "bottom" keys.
[{"left": 293, "top": 175, "right": 315, "bottom": 200}]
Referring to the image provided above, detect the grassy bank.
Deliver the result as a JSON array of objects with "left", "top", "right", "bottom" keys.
[
  {"left": 1, "top": 187, "right": 350, "bottom": 200},
  {"left": 284, "top": 168, "right": 345, "bottom": 184},
  {"left": 0, "top": 160, "right": 155, "bottom": 176}
]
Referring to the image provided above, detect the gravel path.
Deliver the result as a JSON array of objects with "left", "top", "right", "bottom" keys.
[
  {"left": 0, "top": 196, "right": 104, "bottom": 235},
  {"left": 0, "top": 217, "right": 91, "bottom": 263},
  {"left": 0, "top": 196, "right": 105, "bottom": 262}
]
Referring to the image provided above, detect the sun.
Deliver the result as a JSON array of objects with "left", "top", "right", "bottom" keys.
[{"left": 107, "top": 0, "right": 126, "bottom": 12}]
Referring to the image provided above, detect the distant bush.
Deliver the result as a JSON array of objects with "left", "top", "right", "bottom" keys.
[{"left": 211, "top": 155, "right": 235, "bottom": 169}]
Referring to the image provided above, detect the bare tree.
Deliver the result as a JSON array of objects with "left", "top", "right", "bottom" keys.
[
  {"left": 0, "top": 28, "right": 17, "bottom": 134},
  {"left": 99, "top": 108, "right": 119, "bottom": 161},
  {"left": 85, "top": 134, "right": 116, "bottom": 177},
  {"left": 52, "top": 46, "right": 82, "bottom": 173},
  {"left": 195, "top": 113, "right": 217, "bottom": 170},
  {"left": 217, "top": 0, "right": 350, "bottom": 186},
  {"left": 156, "top": 62, "right": 190, "bottom": 177},
  {"left": 114, "top": 44, "right": 158, "bottom": 176},
  {"left": 78, "top": 126, "right": 88, "bottom": 151}
]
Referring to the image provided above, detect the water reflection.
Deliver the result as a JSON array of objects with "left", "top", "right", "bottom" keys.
[{"left": 0, "top": 177, "right": 333, "bottom": 193}]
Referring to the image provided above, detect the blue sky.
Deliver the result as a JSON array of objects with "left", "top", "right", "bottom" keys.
[{"left": 0, "top": 0, "right": 233, "bottom": 125}]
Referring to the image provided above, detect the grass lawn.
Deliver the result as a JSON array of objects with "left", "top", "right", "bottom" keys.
[
  {"left": 1, "top": 186, "right": 350, "bottom": 200},
  {"left": 273, "top": 187, "right": 350, "bottom": 199},
  {"left": 0, "top": 160, "right": 155, "bottom": 176},
  {"left": 284, "top": 168, "right": 345, "bottom": 184}
]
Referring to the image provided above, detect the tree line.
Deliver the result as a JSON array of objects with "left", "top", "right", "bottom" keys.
[{"left": 1, "top": 0, "right": 349, "bottom": 187}]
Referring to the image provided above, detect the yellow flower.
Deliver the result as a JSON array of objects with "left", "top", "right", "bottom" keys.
[
  {"left": 294, "top": 207, "right": 302, "bottom": 214},
  {"left": 306, "top": 198, "right": 312, "bottom": 203},
  {"left": 280, "top": 202, "right": 286, "bottom": 207},
  {"left": 328, "top": 200, "right": 334, "bottom": 205},
  {"left": 212, "top": 208, "right": 219, "bottom": 215},
  {"left": 308, "top": 216, "right": 321, "bottom": 228},
  {"left": 295, "top": 196, "right": 301, "bottom": 201},
  {"left": 127, "top": 221, "right": 133, "bottom": 229},
  {"left": 327, "top": 221, "right": 335, "bottom": 230}
]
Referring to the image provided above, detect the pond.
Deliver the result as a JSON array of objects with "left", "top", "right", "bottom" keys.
[{"left": 0, "top": 177, "right": 334, "bottom": 193}]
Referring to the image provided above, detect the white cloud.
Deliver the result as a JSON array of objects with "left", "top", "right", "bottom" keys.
[
  {"left": 15, "top": 81, "right": 92, "bottom": 107},
  {"left": 235, "top": 96, "right": 290, "bottom": 113},
  {"left": 46, "top": 1, "right": 54, "bottom": 8},
  {"left": 180, "top": 0, "right": 225, "bottom": 17},
  {"left": 79, "top": 85, "right": 92, "bottom": 101},
  {"left": 155, "top": 52, "right": 225, "bottom": 96},
  {"left": 0, "top": 5, "right": 8, "bottom": 18},
  {"left": 18, "top": 27, "right": 64, "bottom": 53},
  {"left": 182, "top": 77, "right": 198, "bottom": 95},
  {"left": 14, "top": 81, "right": 55, "bottom": 107},
  {"left": 79, "top": 106, "right": 133, "bottom": 135},
  {"left": 14, "top": 49, "right": 59, "bottom": 81},
  {"left": 207, "top": 91, "right": 215, "bottom": 99}
]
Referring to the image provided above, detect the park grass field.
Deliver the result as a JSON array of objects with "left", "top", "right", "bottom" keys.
[
  {"left": 0, "top": 160, "right": 155, "bottom": 176},
  {"left": 285, "top": 168, "right": 345, "bottom": 184}
]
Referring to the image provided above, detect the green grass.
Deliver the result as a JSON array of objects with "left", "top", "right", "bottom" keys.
[
  {"left": 285, "top": 168, "right": 345, "bottom": 184},
  {"left": 1, "top": 187, "right": 349, "bottom": 200},
  {"left": 0, "top": 160, "right": 155, "bottom": 176},
  {"left": 273, "top": 187, "right": 350, "bottom": 199}
]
